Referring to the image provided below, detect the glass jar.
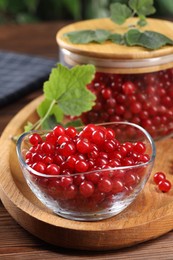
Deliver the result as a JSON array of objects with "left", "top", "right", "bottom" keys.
[{"left": 56, "top": 18, "right": 173, "bottom": 140}]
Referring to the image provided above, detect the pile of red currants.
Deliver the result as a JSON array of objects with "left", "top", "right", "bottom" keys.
[
  {"left": 24, "top": 124, "right": 151, "bottom": 212},
  {"left": 81, "top": 68, "right": 173, "bottom": 140}
]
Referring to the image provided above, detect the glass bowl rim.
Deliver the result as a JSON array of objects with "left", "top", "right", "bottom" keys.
[{"left": 16, "top": 121, "right": 156, "bottom": 178}]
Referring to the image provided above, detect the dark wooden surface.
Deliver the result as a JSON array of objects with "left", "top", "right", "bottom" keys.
[{"left": 1, "top": 21, "right": 173, "bottom": 260}]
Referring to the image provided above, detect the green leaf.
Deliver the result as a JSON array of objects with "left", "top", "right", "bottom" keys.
[
  {"left": 43, "top": 64, "right": 68, "bottom": 101},
  {"left": 24, "top": 121, "right": 34, "bottom": 132},
  {"left": 0, "top": 0, "right": 8, "bottom": 10},
  {"left": 129, "top": 0, "right": 156, "bottom": 16},
  {"left": 125, "top": 29, "right": 173, "bottom": 50},
  {"left": 65, "top": 118, "right": 83, "bottom": 127},
  {"left": 41, "top": 115, "right": 58, "bottom": 130},
  {"left": 110, "top": 2, "right": 132, "bottom": 25},
  {"left": 43, "top": 64, "right": 96, "bottom": 117},
  {"left": 58, "top": 65, "right": 96, "bottom": 116},
  {"left": 58, "top": 85, "right": 95, "bottom": 116},
  {"left": 37, "top": 99, "right": 64, "bottom": 123},
  {"left": 137, "top": 17, "right": 147, "bottom": 27},
  {"left": 108, "top": 33, "right": 125, "bottom": 44},
  {"left": 64, "top": 29, "right": 111, "bottom": 44},
  {"left": 63, "top": 0, "right": 81, "bottom": 20}
]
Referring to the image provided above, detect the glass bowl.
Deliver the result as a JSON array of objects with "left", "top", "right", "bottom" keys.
[{"left": 16, "top": 122, "right": 156, "bottom": 221}]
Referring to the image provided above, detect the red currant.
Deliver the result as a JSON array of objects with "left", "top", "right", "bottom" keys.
[
  {"left": 46, "top": 164, "right": 60, "bottom": 175},
  {"left": 53, "top": 125, "right": 65, "bottom": 137},
  {"left": 158, "top": 179, "right": 171, "bottom": 193},
  {"left": 25, "top": 123, "right": 153, "bottom": 213},
  {"left": 153, "top": 172, "right": 166, "bottom": 185},
  {"left": 32, "top": 162, "right": 46, "bottom": 173},
  {"left": 75, "top": 160, "right": 89, "bottom": 173},
  {"left": 65, "top": 126, "right": 77, "bottom": 138},
  {"left": 59, "top": 141, "right": 76, "bottom": 157},
  {"left": 122, "top": 81, "right": 136, "bottom": 95},
  {"left": 91, "top": 129, "right": 105, "bottom": 145},
  {"left": 79, "top": 180, "right": 95, "bottom": 198},
  {"left": 98, "top": 177, "right": 113, "bottom": 193},
  {"left": 29, "top": 133, "right": 42, "bottom": 146},
  {"left": 76, "top": 139, "right": 91, "bottom": 154}
]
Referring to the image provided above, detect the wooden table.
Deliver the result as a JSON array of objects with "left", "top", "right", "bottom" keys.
[{"left": 0, "top": 21, "right": 173, "bottom": 260}]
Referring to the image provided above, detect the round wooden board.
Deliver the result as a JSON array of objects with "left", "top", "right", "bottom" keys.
[
  {"left": 1, "top": 96, "right": 173, "bottom": 251},
  {"left": 56, "top": 18, "right": 173, "bottom": 59}
]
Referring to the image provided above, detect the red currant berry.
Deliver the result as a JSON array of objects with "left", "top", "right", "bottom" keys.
[
  {"left": 101, "top": 88, "right": 112, "bottom": 99},
  {"left": 104, "top": 140, "right": 116, "bottom": 153},
  {"left": 43, "top": 155, "right": 53, "bottom": 165},
  {"left": 122, "top": 81, "right": 136, "bottom": 95},
  {"left": 41, "top": 142, "right": 54, "bottom": 155},
  {"left": 46, "top": 164, "right": 60, "bottom": 175},
  {"left": 53, "top": 154, "right": 65, "bottom": 165},
  {"left": 66, "top": 155, "right": 78, "bottom": 169},
  {"left": 131, "top": 102, "right": 142, "bottom": 114},
  {"left": 32, "top": 162, "right": 46, "bottom": 173},
  {"left": 53, "top": 125, "right": 65, "bottom": 137},
  {"left": 32, "top": 153, "right": 43, "bottom": 163},
  {"left": 63, "top": 184, "right": 78, "bottom": 199},
  {"left": 111, "top": 179, "right": 124, "bottom": 194},
  {"left": 86, "top": 172, "right": 100, "bottom": 184},
  {"left": 105, "top": 128, "right": 116, "bottom": 139},
  {"left": 59, "top": 141, "right": 76, "bottom": 157},
  {"left": 76, "top": 139, "right": 91, "bottom": 154},
  {"left": 153, "top": 172, "right": 166, "bottom": 185},
  {"left": 133, "top": 142, "right": 146, "bottom": 154},
  {"left": 158, "top": 179, "right": 171, "bottom": 193},
  {"left": 91, "top": 129, "right": 105, "bottom": 145},
  {"left": 73, "top": 174, "right": 85, "bottom": 185},
  {"left": 29, "top": 133, "right": 42, "bottom": 146},
  {"left": 65, "top": 126, "right": 77, "bottom": 138},
  {"left": 80, "top": 124, "right": 96, "bottom": 139},
  {"left": 45, "top": 132, "right": 57, "bottom": 145},
  {"left": 57, "top": 135, "right": 71, "bottom": 145},
  {"left": 79, "top": 180, "right": 95, "bottom": 198},
  {"left": 124, "top": 173, "right": 137, "bottom": 187},
  {"left": 60, "top": 176, "right": 73, "bottom": 188},
  {"left": 75, "top": 160, "right": 89, "bottom": 173},
  {"left": 98, "top": 177, "right": 113, "bottom": 193}
]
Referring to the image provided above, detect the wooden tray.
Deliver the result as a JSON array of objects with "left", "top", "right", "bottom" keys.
[{"left": 1, "top": 96, "right": 173, "bottom": 251}]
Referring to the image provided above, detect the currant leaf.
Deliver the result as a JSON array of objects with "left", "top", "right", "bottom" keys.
[
  {"left": 43, "top": 65, "right": 69, "bottom": 101},
  {"left": 108, "top": 33, "right": 125, "bottom": 44},
  {"left": 110, "top": 2, "right": 132, "bottom": 25},
  {"left": 24, "top": 121, "right": 34, "bottom": 132},
  {"left": 37, "top": 98, "right": 64, "bottom": 123},
  {"left": 64, "top": 29, "right": 111, "bottom": 44},
  {"left": 137, "top": 17, "right": 147, "bottom": 27},
  {"left": 37, "top": 63, "right": 96, "bottom": 124},
  {"left": 129, "top": 0, "right": 156, "bottom": 17},
  {"left": 65, "top": 118, "right": 83, "bottom": 127},
  {"left": 125, "top": 29, "right": 173, "bottom": 50},
  {"left": 41, "top": 115, "right": 58, "bottom": 130}
]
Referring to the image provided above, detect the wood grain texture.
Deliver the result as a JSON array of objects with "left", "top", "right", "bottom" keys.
[
  {"left": 1, "top": 20, "right": 173, "bottom": 259},
  {"left": 57, "top": 18, "right": 173, "bottom": 59},
  {"left": 0, "top": 21, "right": 70, "bottom": 58},
  {"left": 57, "top": 18, "right": 173, "bottom": 73},
  {"left": 1, "top": 96, "right": 173, "bottom": 251}
]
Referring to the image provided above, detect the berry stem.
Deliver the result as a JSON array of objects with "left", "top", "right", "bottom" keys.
[
  {"left": 11, "top": 99, "right": 57, "bottom": 143},
  {"left": 34, "top": 99, "right": 57, "bottom": 130}
]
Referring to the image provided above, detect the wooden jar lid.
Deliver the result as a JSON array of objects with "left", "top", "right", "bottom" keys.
[{"left": 56, "top": 18, "right": 173, "bottom": 73}]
